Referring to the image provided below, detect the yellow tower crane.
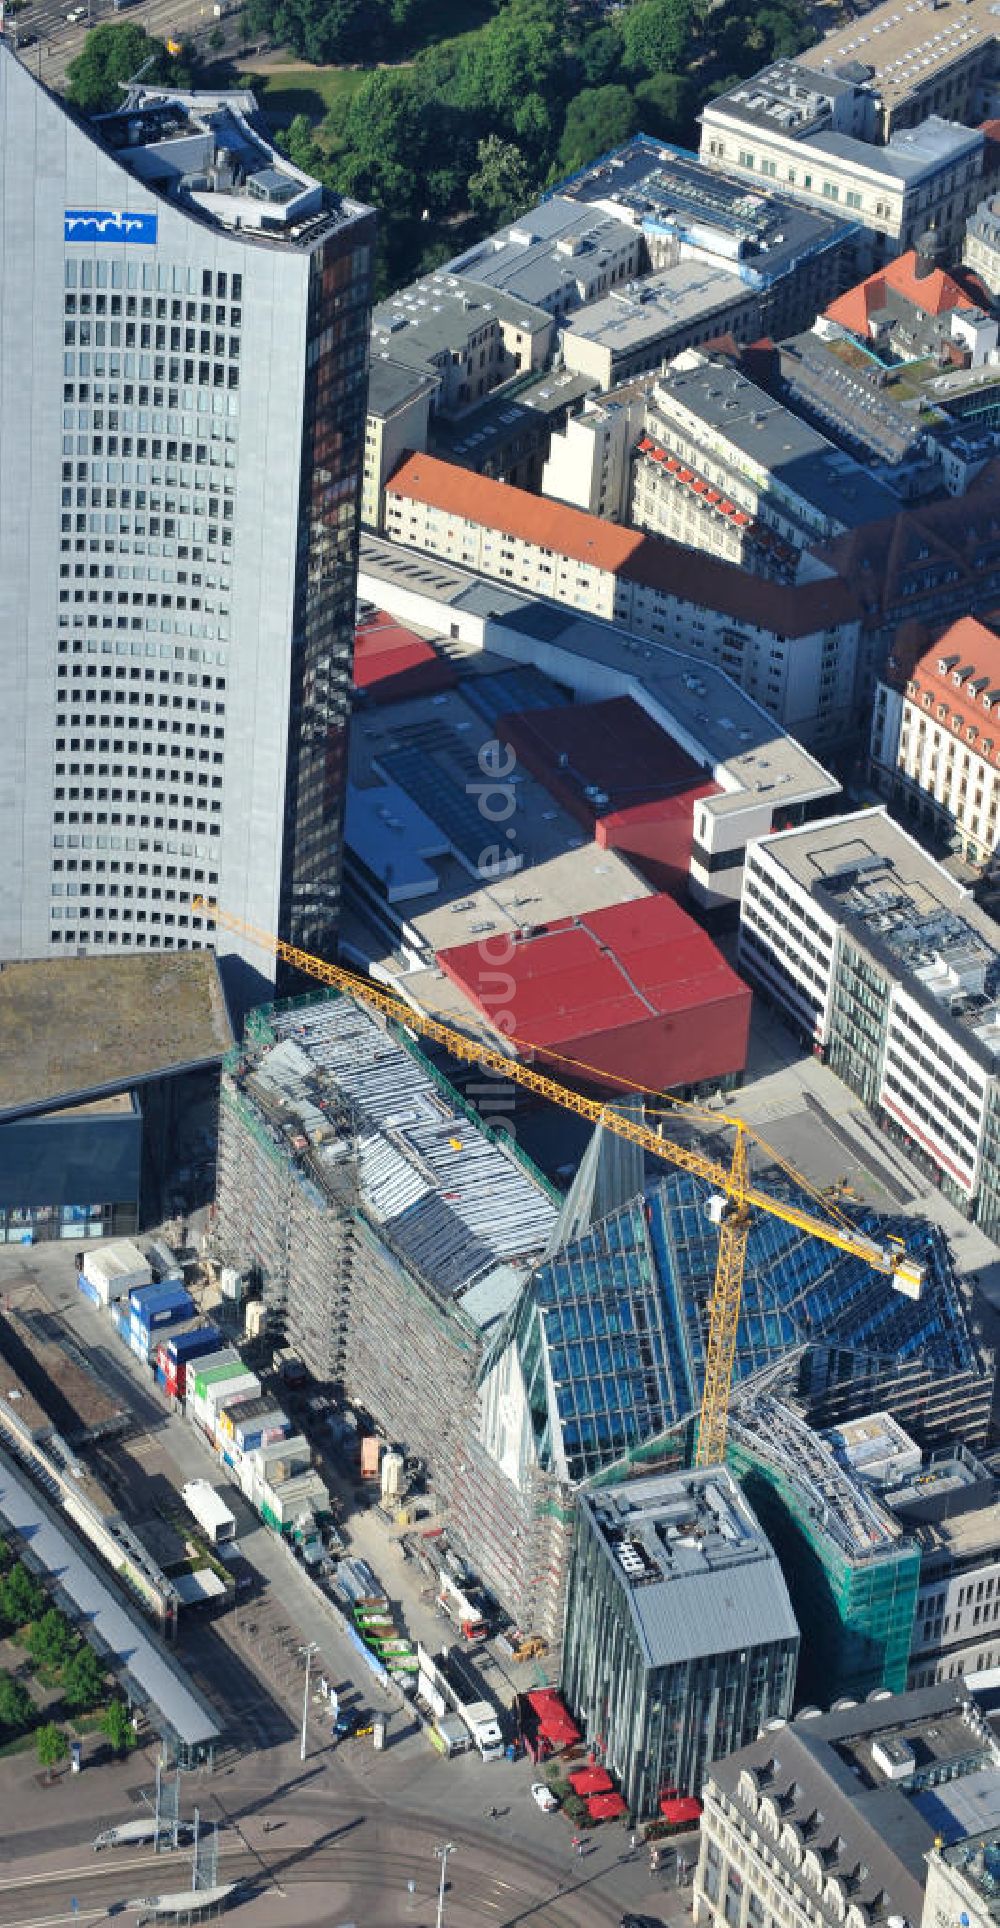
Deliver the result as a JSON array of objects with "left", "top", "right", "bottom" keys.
[{"left": 195, "top": 901, "right": 926, "bottom": 1468}]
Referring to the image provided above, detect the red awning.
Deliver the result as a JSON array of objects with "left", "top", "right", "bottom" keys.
[
  {"left": 660, "top": 1795, "right": 703, "bottom": 1824},
  {"left": 637, "top": 437, "right": 654, "bottom": 453},
  {"left": 733, "top": 510, "right": 750, "bottom": 525},
  {"left": 692, "top": 479, "right": 708, "bottom": 494},
  {"left": 706, "top": 489, "right": 722, "bottom": 503},
  {"left": 666, "top": 457, "right": 681, "bottom": 472},
  {"left": 719, "top": 501, "right": 736, "bottom": 515},
  {"left": 678, "top": 468, "right": 693, "bottom": 482},
  {"left": 589, "top": 1791, "right": 628, "bottom": 1820},
  {"left": 570, "top": 1766, "right": 614, "bottom": 1794},
  {"left": 527, "top": 1689, "right": 581, "bottom": 1745}
]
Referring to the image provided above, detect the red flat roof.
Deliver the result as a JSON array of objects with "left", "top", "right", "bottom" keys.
[
  {"left": 353, "top": 612, "right": 457, "bottom": 703},
  {"left": 500, "top": 697, "right": 720, "bottom": 823},
  {"left": 437, "top": 896, "right": 748, "bottom": 1050}
]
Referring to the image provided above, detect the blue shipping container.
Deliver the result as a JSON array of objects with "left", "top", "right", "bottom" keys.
[
  {"left": 128, "top": 1283, "right": 163, "bottom": 1315},
  {"left": 132, "top": 1284, "right": 192, "bottom": 1323},
  {"left": 76, "top": 1272, "right": 101, "bottom": 1307},
  {"left": 168, "top": 1324, "right": 221, "bottom": 1365}
]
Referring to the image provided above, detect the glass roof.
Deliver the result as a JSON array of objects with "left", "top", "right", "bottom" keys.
[{"left": 517, "top": 1172, "right": 976, "bottom": 1484}]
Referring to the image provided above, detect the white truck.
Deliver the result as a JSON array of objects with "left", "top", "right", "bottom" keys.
[{"left": 181, "top": 1478, "right": 236, "bottom": 1546}]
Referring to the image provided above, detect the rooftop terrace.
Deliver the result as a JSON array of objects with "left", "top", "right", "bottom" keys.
[
  {"left": 584, "top": 1468, "right": 798, "bottom": 1668},
  {"left": 95, "top": 86, "right": 368, "bottom": 245}
]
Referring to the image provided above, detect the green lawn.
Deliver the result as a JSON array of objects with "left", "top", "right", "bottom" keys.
[{"left": 243, "top": 66, "right": 367, "bottom": 138}]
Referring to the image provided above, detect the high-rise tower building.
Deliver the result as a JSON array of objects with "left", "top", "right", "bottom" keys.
[{"left": 0, "top": 52, "right": 374, "bottom": 991}]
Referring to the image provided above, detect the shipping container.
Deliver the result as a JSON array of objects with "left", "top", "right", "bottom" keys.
[
  {"left": 167, "top": 1324, "right": 222, "bottom": 1366},
  {"left": 189, "top": 1351, "right": 242, "bottom": 1401},
  {"left": 130, "top": 1284, "right": 193, "bottom": 1331}
]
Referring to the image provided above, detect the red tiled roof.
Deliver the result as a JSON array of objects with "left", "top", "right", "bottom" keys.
[
  {"left": 906, "top": 616, "right": 1000, "bottom": 757},
  {"left": 824, "top": 249, "right": 977, "bottom": 335},
  {"left": 386, "top": 453, "right": 858, "bottom": 636}
]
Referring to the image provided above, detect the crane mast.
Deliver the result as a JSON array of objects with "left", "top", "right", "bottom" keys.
[{"left": 196, "top": 900, "right": 926, "bottom": 1463}]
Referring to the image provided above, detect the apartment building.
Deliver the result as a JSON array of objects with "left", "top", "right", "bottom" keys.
[
  {"left": 696, "top": 1685, "right": 999, "bottom": 1928},
  {"left": 631, "top": 355, "right": 899, "bottom": 575},
  {"left": 700, "top": 63, "right": 984, "bottom": 260},
  {"left": 739, "top": 808, "right": 1000, "bottom": 1235},
  {"left": 361, "top": 359, "right": 435, "bottom": 533},
  {"left": 964, "top": 189, "right": 1000, "bottom": 298},
  {"left": 870, "top": 618, "right": 1000, "bottom": 867},
  {"left": 383, "top": 452, "right": 862, "bottom": 748},
  {"left": 541, "top": 392, "right": 645, "bottom": 520},
  {"left": 0, "top": 52, "right": 374, "bottom": 986}
]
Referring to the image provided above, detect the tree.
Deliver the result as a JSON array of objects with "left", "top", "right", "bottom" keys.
[
  {"left": 66, "top": 23, "right": 178, "bottom": 116},
  {"left": 0, "top": 1562, "right": 44, "bottom": 1633},
  {"left": 578, "top": 25, "right": 622, "bottom": 87},
  {"left": 0, "top": 1672, "right": 34, "bottom": 1733},
  {"left": 63, "top": 1645, "right": 105, "bottom": 1714},
  {"left": 634, "top": 71, "right": 694, "bottom": 142},
  {"left": 36, "top": 1722, "right": 69, "bottom": 1780},
  {"left": 620, "top": 0, "right": 692, "bottom": 78},
  {"left": 557, "top": 85, "right": 639, "bottom": 175},
  {"left": 101, "top": 1699, "right": 136, "bottom": 1756},
  {"left": 27, "top": 1609, "right": 75, "bottom": 1676},
  {"left": 468, "top": 134, "right": 533, "bottom": 223},
  {"left": 208, "top": 23, "right": 226, "bottom": 49}
]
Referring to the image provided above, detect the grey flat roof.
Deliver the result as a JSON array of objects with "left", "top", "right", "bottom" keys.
[
  {"left": 356, "top": 535, "right": 840, "bottom": 820},
  {"left": 0, "top": 953, "right": 233, "bottom": 1121},
  {"left": 583, "top": 1467, "right": 798, "bottom": 1670},
  {"left": 366, "top": 356, "right": 436, "bottom": 420},
  {"left": 705, "top": 60, "right": 857, "bottom": 137},
  {"left": 651, "top": 360, "right": 899, "bottom": 527},
  {"left": 448, "top": 197, "right": 638, "bottom": 307},
  {"left": 372, "top": 272, "right": 551, "bottom": 371},
  {"left": 812, "top": 115, "right": 982, "bottom": 180},
  {"left": 754, "top": 807, "right": 1000, "bottom": 1063},
  {"left": 561, "top": 263, "right": 748, "bottom": 354},
  {"left": 0, "top": 1449, "right": 219, "bottom": 1747},
  {"left": 558, "top": 136, "right": 853, "bottom": 283}
]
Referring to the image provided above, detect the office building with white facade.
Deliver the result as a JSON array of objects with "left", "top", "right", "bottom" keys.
[
  {"left": 0, "top": 52, "right": 374, "bottom": 991},
  {"left": 739, "top": 808, "right": 1000, "bottom": 1235},
  {"left": 700, "top": 63, "right": 984, "bottom": 262}
]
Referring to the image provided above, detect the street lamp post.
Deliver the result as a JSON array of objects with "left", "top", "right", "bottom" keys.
[
  {"left": 299, "top": 1642, "right": 319, "bottom": 1763},
  {"left": 435, "top": 1841, "right": 455, "bottom": 1928}
]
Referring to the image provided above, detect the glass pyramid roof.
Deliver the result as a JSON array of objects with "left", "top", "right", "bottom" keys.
[{"left": 517, "top": 1170, "right": 977, "bottom": 1484}]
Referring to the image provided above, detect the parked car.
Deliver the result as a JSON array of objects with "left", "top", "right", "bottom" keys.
[{"left": 531, "top": 1782, "right": 559, "bottom": 1813}]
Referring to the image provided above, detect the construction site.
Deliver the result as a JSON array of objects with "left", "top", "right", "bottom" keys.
[{"left": 211, "top": 979, "right": 995, "bottom": 1649}]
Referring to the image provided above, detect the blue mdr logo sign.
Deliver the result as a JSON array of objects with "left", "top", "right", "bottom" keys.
[{"left": 64, "top": 209, "right": 158, "bottom": 244}]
